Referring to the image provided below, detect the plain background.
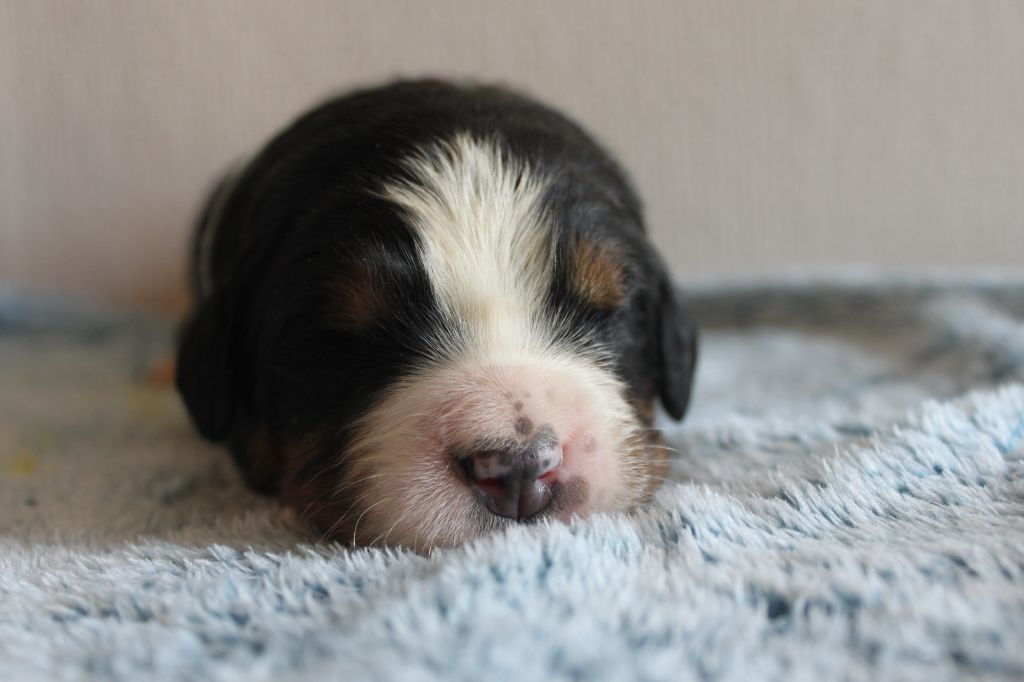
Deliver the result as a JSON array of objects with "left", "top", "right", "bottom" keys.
[{"left": 1, "top": 1, "right": 1022, "bottom": 314}]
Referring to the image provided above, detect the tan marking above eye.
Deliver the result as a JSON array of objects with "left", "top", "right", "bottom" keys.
[
  {"left": 328, "top": 258, "right": 387, "bottom": 331},
  {"left": 569, "top": 238, "right": 626, "bottom": 310}
]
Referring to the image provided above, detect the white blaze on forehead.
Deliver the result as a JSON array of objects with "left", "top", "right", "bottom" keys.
[{"left": 382, "top": 134, "right": 555, "bottom": 355}]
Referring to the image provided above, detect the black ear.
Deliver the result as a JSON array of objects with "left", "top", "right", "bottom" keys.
[
  {"left": 657, "top": 280, "right": 698, "bottom": 421},
  {"left": 175, "top": 291, "right": 236, "bottom": 441}
]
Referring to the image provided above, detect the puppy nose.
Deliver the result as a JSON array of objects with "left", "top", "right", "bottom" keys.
[{"left": 463, "top": 437, "right": 562, "bottom": 521}]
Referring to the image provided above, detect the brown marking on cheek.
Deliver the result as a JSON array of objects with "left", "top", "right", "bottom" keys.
[
  {"left": 623, "top": 396, "right": 671, "bottom": 502},
  {"left": 276, "top": 435, "right": 358, "bottom": 539},
  {"left": 633, "top": 397, "right": 656, "bottom": 428},
  {"left": 569, "top": 238, "right": 626, "bottom": 310},
  {"left": 228, "top": 422, "right": 283, "bottom": 495},
  {"left": 327, "top": 258, "right": 387, "bottom": 331}
]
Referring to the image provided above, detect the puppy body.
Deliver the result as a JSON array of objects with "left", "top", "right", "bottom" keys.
[{"left": 177, "top": 80, "right": 697, "bottom": 550}]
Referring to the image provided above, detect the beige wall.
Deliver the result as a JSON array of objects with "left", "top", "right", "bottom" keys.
[{"left": 1, "top": 1, "right": 1022, "bottom": 313}]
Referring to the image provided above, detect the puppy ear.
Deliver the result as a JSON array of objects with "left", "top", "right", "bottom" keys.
[
  {"left": 656, "top": 279, "right": 698, "bottom": 421},
  {"left": 175, "top": 291, "right": 236, "bottom": 441}
]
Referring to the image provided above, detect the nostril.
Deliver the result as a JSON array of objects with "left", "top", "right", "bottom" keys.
[
  {"left": 471, "top": 476, "right": 554, "bottom": 521},
  {"left": 473, "top": 477, "right": 504, "bottom": 500},
  {"left": 464, "top": 450, "right": 506, "bottom": 481},
  {"left": 461, "top": 444, "right": 562, "bottom": 521},
  {"left": 535, "top": 446, "right": 563, "bottom": 478},
  {"left": 538, "top": 469, "right": 559, "bottom": 484},
  {"left": 462, "top": 443, "right": 563, "bottom": 483}
]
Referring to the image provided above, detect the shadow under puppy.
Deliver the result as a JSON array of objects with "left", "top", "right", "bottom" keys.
[{"left": 176, "top": 80, "right": 697, "bottom": 551}]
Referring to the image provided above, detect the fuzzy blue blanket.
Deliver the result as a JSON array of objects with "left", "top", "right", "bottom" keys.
[{"left": 1, "top": 275, "right": 1023, "bottom": 681}]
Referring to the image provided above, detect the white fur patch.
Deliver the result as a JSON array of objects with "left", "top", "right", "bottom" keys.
[{"left": 382, "top": 134, "right": 556, "bottom": 360}]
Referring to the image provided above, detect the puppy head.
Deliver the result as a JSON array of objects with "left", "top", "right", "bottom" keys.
[{"left": 178, "top": 131, "right": 696, "bottom": 551}]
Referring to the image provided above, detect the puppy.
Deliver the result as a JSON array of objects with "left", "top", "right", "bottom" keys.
[{"left": 176, "top": 80, "right": 697, "bottom": 550}]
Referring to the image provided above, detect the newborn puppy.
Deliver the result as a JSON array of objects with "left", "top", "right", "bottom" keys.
[{"left": 176, "top": 80, "right": 697, "bottom": 550}]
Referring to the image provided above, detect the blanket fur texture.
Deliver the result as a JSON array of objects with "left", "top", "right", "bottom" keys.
[{"left": 1, "top": 274, "right": 1023, "bottom": 681}]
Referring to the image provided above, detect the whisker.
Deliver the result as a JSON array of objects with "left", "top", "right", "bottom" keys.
[
  {"left": 330, "top": 471, "right": 389, "bottom": 496},
  {"left": 351, "top": 499, "right": 389, "bottom": 546},
  {"left": 318, "top": 481, "right": 397, "bottom": 542},
  {"left": 373, "top": 504, "right": 413, "bottom": 547}
]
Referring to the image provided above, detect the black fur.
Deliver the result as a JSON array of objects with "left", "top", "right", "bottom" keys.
[{"left": 176, "top": 79, "right": 697, "bottom": 501}]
